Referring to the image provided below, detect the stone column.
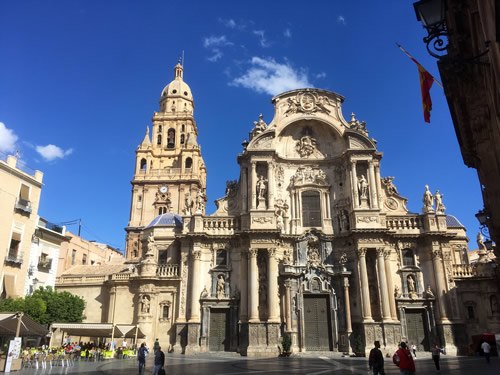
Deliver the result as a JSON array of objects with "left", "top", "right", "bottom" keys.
[
  {"left": 357, "top": 247, "right": 373, "bottom": 321},
  {"left": 239, "top": 250, "right": 248, "bottom": 322},
  {"left": 189, "top": 250, "right": 201, "bottom": 322},
  {"left": 285, "top": 280, "right": 292, "bottom": 331},
  {"left": 268, "top": 163, "right": 274, "bottom": 208},
  {"left": 108, "top": 287, "right": 117, "bottom": 323},
  {"left": 368, "top": 162, "right": 378, "bottom": 209},
  {"left": 343, "top": 276, "right": 352, "bottom": 351},
  {"left": 376, "top": 248, "right": 391, "bottom": 321},
  {"left": 384, "top": 249, "right": 398, "bottom": 321},
  {"left": 351, "top": 161, "right": 359, "bottom": 208},
  {"left": 242, "top": 167, "right": 248, "bottom": 213},
  {"left": 374, "top": 163, "right": 383, "bottom": 208},
  {"left": 251, "top": 162, "right": 257, "bottom": 210},
  {"left": 432, "top": 248, "right": 450, "bottom": 323},
  {"left": 267, "top": 248, "right": 279, "bottom": 322},
  {"left": 248, "top": 249, "right": 259, "bottom": 322}
]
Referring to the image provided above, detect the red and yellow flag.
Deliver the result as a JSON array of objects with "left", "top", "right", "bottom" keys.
[{"left": 397, "top": 43, "right": 437, "bottom": 123}]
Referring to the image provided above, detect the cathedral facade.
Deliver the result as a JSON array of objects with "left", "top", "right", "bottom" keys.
[{"left": 56, "top": 63, "right": 498, "bottom": 356}]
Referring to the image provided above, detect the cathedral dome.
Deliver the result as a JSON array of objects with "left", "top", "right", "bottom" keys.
[
  {"left": 146, "top": 213, "right": 183, "bottom": 228},
  {"left": 160, "top": 63, "right": 193, "bottom": 102}
]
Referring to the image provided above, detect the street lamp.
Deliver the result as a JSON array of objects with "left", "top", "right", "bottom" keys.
[
  {"left": 476, "top": 209, "right": 494, "bottom": 250},
  {"left": 413, "top": 0, "right": 448, "bottom": 58}
]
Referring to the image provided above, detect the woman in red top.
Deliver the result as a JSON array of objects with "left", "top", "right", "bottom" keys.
[{"left": 395, "top": 342, "right": 415, "bottom": 375}]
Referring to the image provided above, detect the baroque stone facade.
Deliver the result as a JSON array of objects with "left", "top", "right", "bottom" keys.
[{"left": 56, "top": 63, "right": 499, "bottom": 356}]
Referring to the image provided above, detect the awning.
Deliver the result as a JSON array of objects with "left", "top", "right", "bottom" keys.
[
  {"left": 3, "top": 274, "right": 16, "bottom": 298},
  {"left": 50, "top": 323, "right": 145, "bottom": 339},
  {"left": 0, "top": 313, "right": 48, "bottom": 336}
]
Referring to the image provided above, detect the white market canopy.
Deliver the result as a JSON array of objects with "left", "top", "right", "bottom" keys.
[
  {"left": 0, "top": 313, "right": 48, "bottom": 336},
  {"left": 50, "top": 323, "right": 145, "bottom": 338}
]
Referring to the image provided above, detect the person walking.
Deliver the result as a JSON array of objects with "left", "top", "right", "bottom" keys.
[
  {"left": 431, "top": 343, "right": 443, "bottom": 371},
  {"left": 153, "top": 338, "right": 160, "bottom": 353},
  {"left": 152, "top": 346, "right": 165, "bottom": 375},
  {"left": 395, "top": 342, "right": 415, "bottom": 375},
  {"left": 137, "top": 343, "right": 148, "bottom": 375},
  {"left": 411, "top": 344, "right": 417, "bottom": 358},
  {"left": 481, "top": 341, "right": 491, "bottom": 364},
  {"left": 368, "top": 340, "right": 385, "bottom": 375}
]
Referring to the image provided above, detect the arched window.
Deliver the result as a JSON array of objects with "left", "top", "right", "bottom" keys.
[
  {"left": 181, "top": 124, "right": 185, "bottom": 132},
  {"left": 180, "top": 134, "right": 185, "bottom": 144},
  {"left": 158, "top": 125, "right": 162, "bottom": 132},
  {"left": 159, "top": 207, "right": 167, "bottom": 215},
  {"left": 402, "top": 249, "right": 415, "bottom": 267},
  {"left": 167, "top": 129, "right": 175, "bottom": 148},
  {"left": 140, "top": 159, "right": 147, "bottom": 171},
  {"left": 216, "top": 250, "right": 227, "bottom": 267},
  {"left": 302, "top": 190, "right": 321, "bottom": 227},
  {"left": 185, "top": 157, "right": 192, "bottom": 169},
  {"left": 157, "top": 134, "right": 162, "bottom": 145}
]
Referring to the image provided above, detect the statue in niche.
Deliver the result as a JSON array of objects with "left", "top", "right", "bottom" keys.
[
  {"left": 141, "top": 295, "right": 151, "bottom": 314},
  {"left": 196, "top": 189, "right": 206, "bottom": 213},
  {"left": 422, "top": 185, "right": 434, "bottom": 212},
  {"left": 339, "top": 210, "right": 349, "bottom": 231},
  {"left": 183, "top": 193, "right": 193, "bottom": 215},
  {"left": 407, "top": 275, "right": 416, "bottom": 293},
  {"left": 358, "top": 174, "right": 368, "bottom": 199},
  {"left": 434, "top": 190, "right": 445, "bottom": 213},
  {"left": 216, "top": 275, "right": 225, "bottom": 299},
  {"left": 424, "top": 285, "right": 434, "bottom": 298},
  {"left": 256, "top": 175, "right": 267, "bottom": 203}
]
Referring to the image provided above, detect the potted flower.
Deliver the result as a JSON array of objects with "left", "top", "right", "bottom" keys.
[{"left": 280, "top": 333, "right": 292, "bottom": 357}]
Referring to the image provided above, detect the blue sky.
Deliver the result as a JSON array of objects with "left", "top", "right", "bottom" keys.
[{"left": 0, "top": 1, "right": 483, "bottom": 251}]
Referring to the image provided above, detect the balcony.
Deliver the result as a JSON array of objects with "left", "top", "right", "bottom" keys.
[
  {"left": 5, "top": 252, "right": 23, "bottom": 265},
  {"left": 15, "top": 198, "right": 32, "bottom": 214},
  {"left": 38, "top": 258, "right": 52, "bottom": 271},
  {"left": 157, "top": 264, "right": 179, "bottom": 277}
]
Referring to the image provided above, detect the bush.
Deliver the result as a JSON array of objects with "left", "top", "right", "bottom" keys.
[{"left": 282, "top": 333, "right": 292, "bottom": 353}]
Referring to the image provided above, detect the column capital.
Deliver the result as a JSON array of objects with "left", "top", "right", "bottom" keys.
[
  {"left": 343, "top": 276, "right": 350, "bottom": 288},
  {"left": 383, "top": 248, "right": 392, "bottom": 260},
  {"left": 248, "top": 248, "right": 258, "bottom": 258},
  {"left": 192, "top": 250, "right": 202, "bottom": 260},
  {"left": 356, "top": 247, "right": 367, "bottom": 258},
  {"left": 267, "top": 247, "right": 277, "bottom": 258},
  {"left": 432, "top": 249, "right": 443, "bottom": 260},
  {"left": 376, "top": 247, "right": 385, "bottom": 257}
]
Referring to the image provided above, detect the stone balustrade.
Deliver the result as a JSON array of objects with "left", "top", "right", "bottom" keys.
[
  {"left": 56, "top": 275, "right": 107, "bottom": 284},
  {"left": 452, "top": 263, "right": 497, "bottom": 278},
  {"left": 386, "top": 216, "right": 423, "bottom": 231},
  {"left": 157, "top": 264, "right": 179, "bottom": 277},
  {"left": 203, "top": 217, "right": 240, "bottom": 235}
]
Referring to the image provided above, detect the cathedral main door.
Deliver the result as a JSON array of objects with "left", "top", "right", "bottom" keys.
[
  {"left": 303, "top": 295, "right": 333, "bottom": 351},
  {"left": 208, "top": 308, "right": 230, "bottom": 351},
  {"left": 405, "top": 309, "right": 430, "bottom": 351}
]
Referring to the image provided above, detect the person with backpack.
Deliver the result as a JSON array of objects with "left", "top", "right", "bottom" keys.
[
  {"left": 137, "top": 342, "right": 148, "bottom": 374},
  {"left": 368, "top": 340, "right": 385, "bottom": 375},
  {"left": 393, "top": 342, "right": 415, "bottom": 375},
  {"left": 152, "top": 346, "right": 165, "bottom": 375}
]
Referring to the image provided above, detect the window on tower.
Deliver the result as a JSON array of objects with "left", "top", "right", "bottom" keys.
[
  {"left": 157, "top": 134, "right": 162, "bottom": 145},
  {"left": 180, "top": 134, "right": 185, "bottom": 144},
  {"left": 167, "top": 129, "right": 175, "bottom": 149},
  {"left": 302, "top": 190, "right": 321, "bottom": 227},
  {"left": 159, "top": 207, "right": 167, "bottom": 215},
  {"left": 185, "top": 157, "right": 192, "bottom": 169},
  {"left": 140, "top": 159, "right": 147, "bottom": 171}
]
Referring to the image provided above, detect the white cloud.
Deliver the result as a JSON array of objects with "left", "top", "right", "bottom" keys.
[
  {"left": 316, "top": 72, "right": 327, "bottom": 79},
  {"left": 207, "top": 48, "right": 223, "bottom": 62},
  {"left": 252, "top": 30, "right": 270, "bottom": 48},
  {"left": 36, "top": 144, "right": 73, "bottom": 161},
  {"left": 220, "top": 18, "right": 236, "bottom": 28},
  {"left": 337, "top": 15, "right": 346, "bottom": 25},
  {"left": 284, "top": 28, "right": 292, "bottom": 38},
  {"left": 231, "top": 57, "right": 312, "bottom": 96},
  {"left": 0, "top": 122, "right": 18, "bottom": 153},
  {"left": 203, "top": 35, "right": 233, "bottom": 48}
]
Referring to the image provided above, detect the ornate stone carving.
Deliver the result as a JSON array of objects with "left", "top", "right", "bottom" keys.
[
  {"left": 339, "top": 252, "right": 348, "bottom": 266},
  {"left": 140, "top": 294, "right": 151, "bottom": 314},
  {"left": 252, "top": 216, "right": 273, "bottom": 224},
  {"left": 356, "top": 216, "right": 378, "bottom": 223},
  {"left": 381, "top": 176, "right": 399, "bottom": 196},
  {"left": 295, "top": 135, "right": 318, "bottom": 158},
  {"left": 422, "top": 184, "right": 434, "bottom": 213},
  {"left": 432, "top": 249, "right": 442, "bottom": 260},
  {"left": 284, "top": 90, "right": 331, "bottom": 116},
  {"left": 192, "top": 250, "right": 202, "bottom": 260},
  {"left": 291, "top": 166, "right": 328, "bottom": 186},
  {"left": 376, "top": 247, "right": 385, "bottom": 257},
  {"left": 356, "top": 247, "right": 367, "bottom": 258},
  {"left": 248, "top": 249, "right": 258, "bottom": 258},
  {"left": 349, "top": 113, "right": 368, "bottom": 136},
  {"left": 282, "top": 248, "right": 292, "bottom": 265},
  {"left": 275, "top": 164, "right": 284, "bottom": 188}
]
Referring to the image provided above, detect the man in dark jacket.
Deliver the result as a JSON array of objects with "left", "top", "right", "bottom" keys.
[
  {"left": 152, "top": 346, "right": 165, "bottom": 375},
  {"left": 137, "top": 343, "right": 148, "bottom": 375},
  {"left": 368, "top": 341, "right": 385, "bottom": 374}
]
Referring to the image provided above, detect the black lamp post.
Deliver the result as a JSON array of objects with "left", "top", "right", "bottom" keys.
[{"left": 413, "top": 0, "right": 448, "bottom": 58}]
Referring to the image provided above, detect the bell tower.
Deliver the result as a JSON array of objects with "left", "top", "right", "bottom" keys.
[{"left": 125, "top": 62, "right": 207, "bottom": 260}]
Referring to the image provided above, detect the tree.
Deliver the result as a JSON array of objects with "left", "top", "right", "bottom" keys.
[{"left": 0, "top": 287, "right": 85, "bottom": 325}]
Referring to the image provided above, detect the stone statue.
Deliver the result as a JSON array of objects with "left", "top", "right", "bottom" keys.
[
  {"left": 477, "top": 232, "right": 487, "bottom": 251},
  {"left": 358, "top": 174, "right": 368, "bottom": 199},
  {"left": 394, "top": 285, "right": 401, "bottom": 297},
  {"left": 141, "top": 295, "right": 150, "bottom": 313},
  {"left": 196, "top": 189, "right": 206, "bottom": 213},
  {"left": 425, "top": 285, "right": 434, "bottom": 298},
  {"left": 200, "top": 286, "right": 209, "bottom": 298},
  {"left": 183, "top": 193, "right": 193, "bottom": 215},
  {"left": 147, "top": 232, "right": 155, "bottom": 254},
  {"left": 256, "top": 175, "right": 267, "bottom": 199},
  {"left": 423, "top": 185, "right": 434, "bottom": 212},
  {"left": 407, "top": 275, "right": 416, "bottom": 293},
  {"left": 216, "top": 275, "right": 225, "bottom": 299},
  {"left": 276, "top": 210, "right": 284, "bottom": 232},
  {"left": 434, "top": 190, "right": 445, "bottom": 213}
]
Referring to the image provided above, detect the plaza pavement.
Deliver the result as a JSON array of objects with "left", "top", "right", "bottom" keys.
[{"left": 7, "top": 352, "right": 499, "bottom": 375}]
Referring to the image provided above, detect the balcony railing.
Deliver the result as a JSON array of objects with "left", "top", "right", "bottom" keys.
[
  {"left": 157, "top": 264, "right": 179, "bottom": 277},
  {"left": 452, "top": 263, "right": 496, "bottom": 278},
  {"left": 5, "top": 252, "right": 23, "bottom": 265},
  {"left": 386, "top": 216, "right": 424, "bottom": 231},
  {"left": 135, "top": 168, "right": 196, "bottom": 179},
  {"left": 15, "top": 198, "right": 32, "bottom": 213},
  {"left": 203, "top": 217, "right": 241, "bottom": 235}
]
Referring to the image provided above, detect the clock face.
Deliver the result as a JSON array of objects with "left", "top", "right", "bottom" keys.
[{"left": 160, "top": 186, "right": 168, "bottom": 193}]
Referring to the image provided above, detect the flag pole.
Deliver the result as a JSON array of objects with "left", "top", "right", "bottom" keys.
[{"left": 396, "top": 43, "right": 443, "bottom": 88}]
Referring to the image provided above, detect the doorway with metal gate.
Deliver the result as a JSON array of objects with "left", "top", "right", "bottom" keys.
[
  {"left": 405, "top": 309, "right": 430, "bottom": 351},
  {"left": 208, "top": 308, "right": 230, "bottom": 351},
  {"left": 303, "top": 294, "right": 333, "bottom": 351}
]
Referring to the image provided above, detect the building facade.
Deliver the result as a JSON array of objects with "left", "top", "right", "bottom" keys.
[
  {"left": 0, "top": 154, "right": 44, "bottom": 298},
  {"left": 56, "top": 64, "right": 499, "bottom": 356}
]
